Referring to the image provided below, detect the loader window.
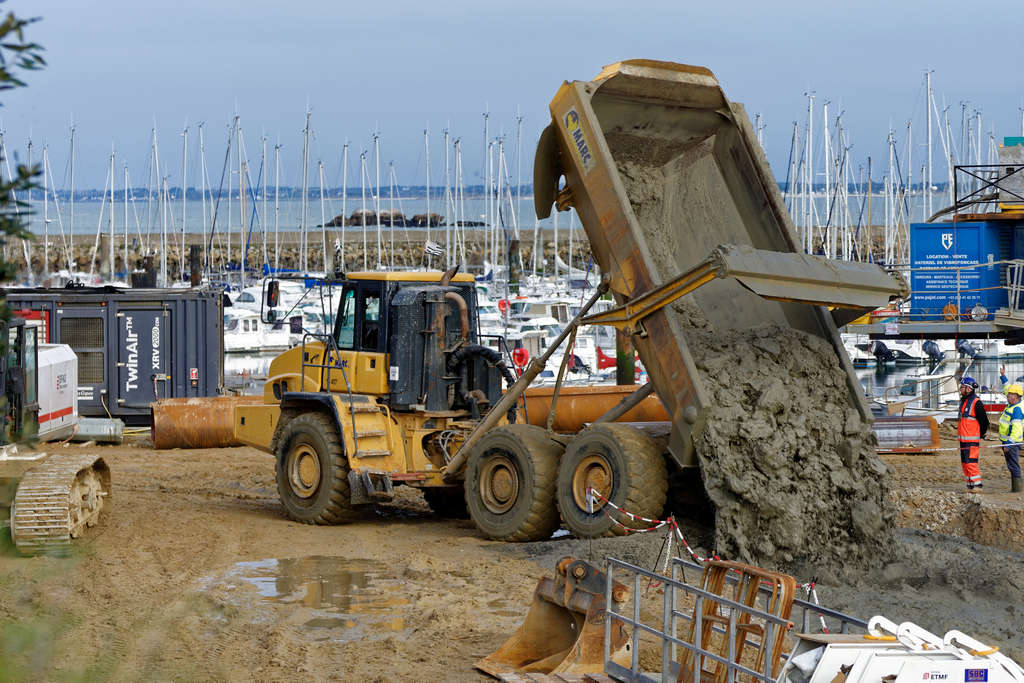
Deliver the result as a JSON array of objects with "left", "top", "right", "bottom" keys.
[
  {"left": 335, "top": 288, "right": 356, "bottom": 349},
  {"left": 24, "top": 327, "right": 36, "bottom": 406},
  {"left": 359, "top": 291, "right": 382, "bottom": 351}
]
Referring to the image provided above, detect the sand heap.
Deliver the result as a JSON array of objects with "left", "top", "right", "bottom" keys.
[{"left": 613, "top": 147, "right": 895, "bottom": 573}]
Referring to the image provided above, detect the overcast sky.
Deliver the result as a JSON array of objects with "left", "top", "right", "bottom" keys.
[{"left": 3, "top": 0, "right": 1022, "bottom": 191}]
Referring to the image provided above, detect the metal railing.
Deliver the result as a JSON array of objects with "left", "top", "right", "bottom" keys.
[
  {"left": 604, "top": 557, "right": 867, "bottom": 683},
  {"left": 953, "top": 163, "right": 1024, "bottom": 215},
  {"left": 881, "top": 373, "right": 956, "bottom": 412},
  {"left": 1008, "top": 261, "right": 1024, "bottom": 317}
]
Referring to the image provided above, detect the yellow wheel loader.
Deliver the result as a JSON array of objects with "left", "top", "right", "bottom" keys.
[
  {"left": 233, "top": 270, "right": 552, "bottom": 538},
  {"left": 235, "top": 60, "right": 908, "bottom": 545}
]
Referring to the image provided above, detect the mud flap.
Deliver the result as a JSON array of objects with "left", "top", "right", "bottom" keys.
[
  {"left": 476, "top": 556, "right": 631, "bottom": 678},
  {"left": 347, "top": 470, "right": 394, "bottom": 505}
]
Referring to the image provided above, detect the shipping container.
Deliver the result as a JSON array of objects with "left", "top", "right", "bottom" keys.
[
  {"left": 4, "top": 286, "right": 223, "bottom": 424},
  {"left": 909, "top": 220, "right": 1011, "bottom": 321}
]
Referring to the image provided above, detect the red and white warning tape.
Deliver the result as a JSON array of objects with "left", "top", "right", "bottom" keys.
[
  {"left": 883, "top": 439, "right": 1024, "bottom": 454},
  {"left": 586, "top": 487, "right": 831, "bottom": 632}
]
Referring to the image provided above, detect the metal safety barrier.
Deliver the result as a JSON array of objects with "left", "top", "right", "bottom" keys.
[{"left": 603, "top": 557, "right": 867, "bottom": 683}]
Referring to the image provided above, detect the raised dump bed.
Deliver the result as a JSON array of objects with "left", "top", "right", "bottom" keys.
[
  {"left": 535, "top": 60, "right": 904, "bottom": 568},
  {"left": 536, "top": 60, "right": 874, "bottom": 466}
]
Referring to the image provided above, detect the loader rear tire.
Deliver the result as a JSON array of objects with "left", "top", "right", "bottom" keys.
[
  {"left": 275, "top": 411, "right": 358, "bottom": 524},
  {"left": 465, "top": 424, "right": 562, "bottom": 542},
  {"left": 423, "top": 487, "right": 469, "bottom": 518},
  {"left": 556, "top": 424, "right": 667, "bottom": 538}
]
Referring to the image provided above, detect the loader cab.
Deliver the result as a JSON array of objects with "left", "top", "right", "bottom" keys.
[
  {"left": 0, "top": 317, "right": 39, "bottom": 444},
  {"left": 333, "top": 280, "right": 384, "bottom": 353},
  {"left": 326, "top": 272, "right": 505, "bottom": 415}
]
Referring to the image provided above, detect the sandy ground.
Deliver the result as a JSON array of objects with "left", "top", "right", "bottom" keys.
[{"left": 2, "top": 436, "right": 1023, "bottom": 681}]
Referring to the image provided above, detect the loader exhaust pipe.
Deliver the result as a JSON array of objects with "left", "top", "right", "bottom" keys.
[{"left": 444, "top": 291, "right": 470, "bottom": 340}]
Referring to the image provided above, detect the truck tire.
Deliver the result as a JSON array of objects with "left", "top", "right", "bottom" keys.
[
  {"left": 556, "top": 424, "right": 667, "bottom": 538},
  {"left": 423, "top": 487, "right": 469, "bottom": 518},
  {"left": 464, "top": 424, "right": 562, "bottom": 542},
  {"left": 275, "top": 411, "right": 358, "bottom": 524}
]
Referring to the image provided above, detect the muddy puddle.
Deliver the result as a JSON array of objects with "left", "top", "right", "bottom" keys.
[{"left": 209, "top": 556, "right": 411, "bottom": 642}]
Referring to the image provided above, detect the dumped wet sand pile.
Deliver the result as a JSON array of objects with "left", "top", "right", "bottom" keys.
[
  {"left": 613, "top": 150, "right": 895, "bottom": 574},
  {"left": 686, "top": 318, "right": 894, "bottom": 571}
]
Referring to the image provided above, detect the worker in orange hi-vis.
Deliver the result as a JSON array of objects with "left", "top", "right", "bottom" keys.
[{"left": 957, "top": 376, "right": 989, "bottom": 491}]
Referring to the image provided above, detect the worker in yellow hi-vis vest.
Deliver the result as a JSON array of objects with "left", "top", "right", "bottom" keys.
[{"left": 998, "top": 383, "right": 1024, "bottom": 493}]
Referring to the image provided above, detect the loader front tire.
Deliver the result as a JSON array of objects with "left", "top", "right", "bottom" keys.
[
  {"left": 275, "top": 412, "right": 358, "bottom": 524},
  {"left": 556, "top": 424, "right": 667, "bottom": 538},
  {"left": 465, "top": 425, "right": 562, "bottom": 542}
]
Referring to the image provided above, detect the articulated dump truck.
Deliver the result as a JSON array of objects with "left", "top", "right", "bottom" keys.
[{"left": 235, "top": 60, "right": 906, "bottom": 546}]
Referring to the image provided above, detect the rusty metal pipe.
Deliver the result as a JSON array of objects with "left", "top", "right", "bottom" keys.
[
  {"left": 444, "top": 291, "right": 470, "bottom": 340},
  {"left": 594, "top": 382, "right": 656, "bottom": 424},
  {"left": 524, "top": 384, "right": 668, "bottom": 433},
  {"left": 151, "top": 396, "right": 263, "bottom": 449}
]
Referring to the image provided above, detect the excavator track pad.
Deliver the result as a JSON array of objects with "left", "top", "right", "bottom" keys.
[{"left": 11, "top": 454, "right": 111, "bottom": 555}]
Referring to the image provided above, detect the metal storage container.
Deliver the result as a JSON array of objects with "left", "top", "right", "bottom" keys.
[
  {"left": 5, "top": 286, "right": 223, "bottom": 424},
  {"left": 909, "top": 220, "right": 1009, "bottom": 321}
]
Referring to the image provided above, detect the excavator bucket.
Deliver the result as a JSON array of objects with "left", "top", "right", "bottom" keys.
[
  {"left": 476, "top": 557, "right": 631, "bottom": 678},
  {"left": 872, "top": 415, "right": 941, "bottom": 454}
]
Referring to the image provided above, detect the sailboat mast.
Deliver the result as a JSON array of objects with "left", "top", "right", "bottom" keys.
[
  {"left": 458, "top": 137, "right": 466, "bottom": 269},
  {"left": 274, "top": 141, "right": 280, "bottom": 273},
  {"left": 43, "top": 146, "right": 49, "bottom": 278},
  {"left": 124, "top": 165, "right": 129, "bottom": 283},
  {"left": 491, "top": 139, "right": 499, "bottom": 274},
  {"left": 867, "top": 156, "right": 872, "bottom": 262},
  {"left": 515, "top": 112, "right": 523, "bottom": 247},
  {"left": 443, "top": 129, "right": 451, "bottom": 267},
  {"left": 69, "top": 122, "right": 76, "bottom": 272},
  {"left": 26, "top": 139, "right": 33, "bottom": 283},
  {"left": 237, "top": 118, "right": 245, "bottom": 287},
  {"left": 388, "top": 161, "right": 395, "bottom": 266},
  {"left": 198, "top": 123, "right": 208, "bottom": 276},
  {"left": 262, "top": 135, "right": 268, "bottom": 270},
  {"left": 424, "top": 129, "right": 431, "bottom": 267},
  {"left": 553, "top": 198, "right": 559, "bottom": 280},
  {"left": 161, "top": 174, "right": 168, "bottom": 286},
  {"left": 318, "top": 160, "right": 327, "bottom": 273},
  {"left": 360, "top": 151, "right": 368, "bottom": 270},
  {"left": 154, "top": 129, "right": 167, "bottom": 285},
  {"left": 341, "top": 142, "right": 348, "bottom": 270},
  {"left": 301, "top": 109, "right": 311, "bottom": 273},
  {"left": 225, "top": 122, "right": 233, "bottom": 276},
  {"left": 374, "top": 133, "right": 383, "bottom": 268},
  {"left": 926, "top": 70, "right": 933, "bottom": 220},
  {"left": 482, "top": 108, "right": 489, "bottom": 232},
  {"left": 181, "top": 125, "right": 188, "bottom": 282},
  {"left": 109, "top": 147, "right": 115, "bottom": 280},
  {"left": 805, "top": 93, "right": 813, "bottom": 253}
]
